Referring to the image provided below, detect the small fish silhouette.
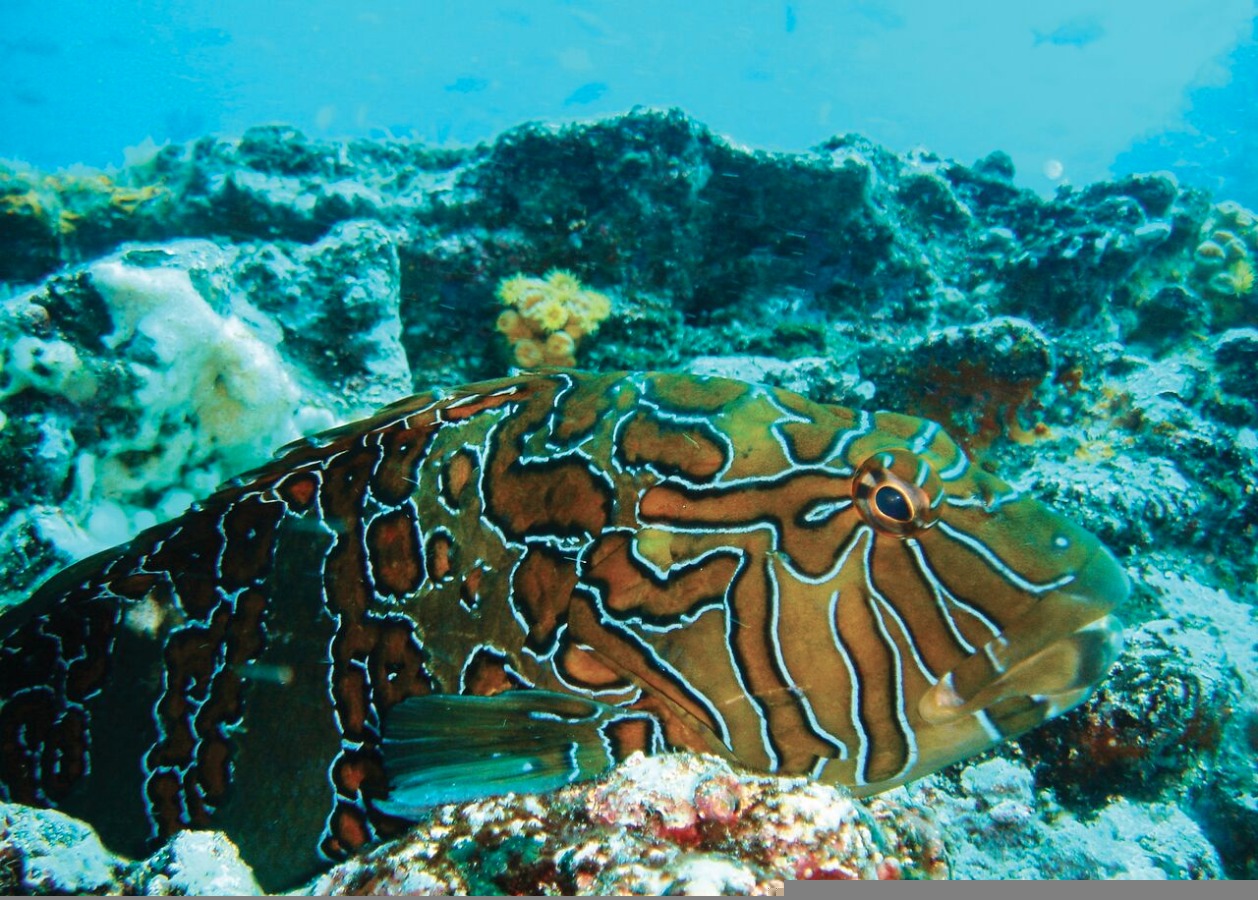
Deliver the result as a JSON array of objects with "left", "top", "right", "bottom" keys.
[
  {"left": 564, "top": 81, "right": 608, "bottom": 107},
  {"left": 1033, "top": 16, "right": 1105, "bottom": 48},
  {"left": 445, "top": 76, "right": 489, "bottom": 94}
]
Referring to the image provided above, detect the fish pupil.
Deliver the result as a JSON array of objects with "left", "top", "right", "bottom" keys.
[{"left": 874, "top": 485, "right": 912, "bottom": 522}]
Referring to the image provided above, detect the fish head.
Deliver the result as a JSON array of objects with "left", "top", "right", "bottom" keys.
[
  {"left": 628, "top": 386, "right": 1125, "bottom": 792},
  {"left": 806, "top": 408, "right": 1127, "bottom": 790}
]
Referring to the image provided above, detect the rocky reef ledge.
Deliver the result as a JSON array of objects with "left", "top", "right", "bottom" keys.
[{"left": 1, "top": 110, "right": 1255, "bottom": 888}]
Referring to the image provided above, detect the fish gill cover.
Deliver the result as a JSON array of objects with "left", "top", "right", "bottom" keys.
[{"left": 0, "top": 110, "right": 1254, "bottom": 890}]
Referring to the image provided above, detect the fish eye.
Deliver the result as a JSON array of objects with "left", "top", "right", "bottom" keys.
[
  {"left": 853, "top": 448, "right": 941, "bottom": 536},
  {"left": 874, "top": 486, "right": 912, "bottom": 522}
]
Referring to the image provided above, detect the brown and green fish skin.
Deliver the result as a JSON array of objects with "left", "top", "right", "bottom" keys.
[{"left": 0, "top": 370, "right": 1126, "bottom": 888}]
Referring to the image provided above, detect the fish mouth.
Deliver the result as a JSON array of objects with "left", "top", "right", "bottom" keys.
[{"left": 918, "top": 544, "right": 1128, "bottom": 732}]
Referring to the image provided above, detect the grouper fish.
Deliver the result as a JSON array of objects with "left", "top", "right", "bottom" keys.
[{"left": 0, "top": 370, "right": 1126, "bottom": 888}]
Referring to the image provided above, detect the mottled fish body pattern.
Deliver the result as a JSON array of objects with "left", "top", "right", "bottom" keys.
[{"left": 0, "top": 371, "right": 1126, "bottom": 886}]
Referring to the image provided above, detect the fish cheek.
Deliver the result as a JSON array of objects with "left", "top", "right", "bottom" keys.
[
  {"left": 867, "top": 538, "right": 971, "bottom": 684},
  {"left": 913, "top": 495, "right": 1125, "bottom": 738},
  {"left": 910, "top": 514, "right": 1034, "bottom": 634}
]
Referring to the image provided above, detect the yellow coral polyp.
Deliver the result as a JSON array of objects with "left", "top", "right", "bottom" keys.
[
  {"left": 512, "top": 338, "right": 545, "bottom": 368},
  {"left": 1, "top": 189, "right": 44, "bottom": 218},
  {"left": 1195, "top": 240, "right": 1226, "bottom": 263},
  {"left": 496, "top": 309, "right": 532, "bottom": 342},
  {"left": 543, "top": 331, "right": 577, "bottom": 365},
  {"left": 1215, "top": 200, "right": 1256, "bottom": 230},
  {"left": 543, "top": 269, "right": 583, "bottom": 296},
  {"left": 58, "top": 209, "right": 82, "bottom": 235},
  {"left": 567, "top": 290, "right": 611, "bottom": 333},
  {"left": 494, "top": 268, "right": 612, "bottom": 368},
  {"left": 109, "top": 184, "right": 166, "bottom": 213},
  {"left": 526, "top": 298, "right": 570, "bottom": 332},
  {"left": 1231, "top": 258, "right": 1255, "bottom": 295},
  {"left": 497, "top": 275, "right": 545, "bottom": 307}
]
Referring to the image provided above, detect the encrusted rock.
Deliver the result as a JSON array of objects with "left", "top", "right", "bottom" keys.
[
  {"left": 1130, "top": 285, "right": 1210, "bottom": 351},
  {"left": 0, "top": 803, "right": 125, "bottom": 894},
  {"left": 307, "top": 754, "right": 946, "bottom": 895},
  {"left": 867, "top": 316, "right": 1053, "bottom": 448},
  {"left": 904, "top": 759, "right": 1223, "bottom": 879},
  {"left": 1019, "top": 615, "right": 1236, "bottom": 806},
  {"left": 129, "top": 831, "right": 263, "bottom": 896},
  {"left": 1213, "top": 327, "right": 1258, "bottom": 398},
  {"left": 234, "top": 219, "right": 412, "bottom": 408}
]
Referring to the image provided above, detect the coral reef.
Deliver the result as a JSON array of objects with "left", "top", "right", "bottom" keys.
[
  {"left": 309, "top": 753, "right": 945, "bottom": 895},
  {"left": 0, "top": 803, "right": 124, "bottom": 894},
  {"left": 0, "top": 755, "right": 943, "bottom": 894},
  {"left": 2, "top": 109, "right": 1258, "bottom": 884},
  {"left": 0, "top": 802, "right": 260, "bottom": 895},
  {"left": 1190, "top": 200, "right": 1258, "bottom": 326},
  {"left": 864, "top": 316, "right": 1054, "bottom": 450},
  {"left": 1018, "top": 606, "right": 1236, "bottom": 806},
  {"left": 901, "top": 758, "right": 1223, "bottom": 879},
  {"left": 0, "top": 234, "right": 407, "bottom": 607}
]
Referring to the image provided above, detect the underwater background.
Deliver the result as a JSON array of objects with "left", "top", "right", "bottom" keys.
[{"left": 1, "top": 0, "right": 1257, "bottom": 891}]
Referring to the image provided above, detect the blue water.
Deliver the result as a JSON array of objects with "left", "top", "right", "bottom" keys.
[{"left": 1, "top": 0, "right": 1254, "bottom": 200}]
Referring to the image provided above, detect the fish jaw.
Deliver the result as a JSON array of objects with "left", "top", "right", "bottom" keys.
[
  {"left": 918, "top": 542, "right": 1128, "bottom": 734},
  {"left": 826, "top": 540, "right": 1127, "bottom": 798}
]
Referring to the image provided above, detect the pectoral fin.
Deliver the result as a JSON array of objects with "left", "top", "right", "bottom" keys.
[{"left": 378, "top": 690, "right": 651, "bottom": 818}]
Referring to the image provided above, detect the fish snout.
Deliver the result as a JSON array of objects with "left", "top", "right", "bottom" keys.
[{"left": 919, "top": 544, "right": 1128, "bottom": 732}]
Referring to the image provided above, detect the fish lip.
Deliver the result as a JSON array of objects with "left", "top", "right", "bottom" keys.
[
  {"left": 987, "top": 540, "right": 1129, "bottom": 671},
  {"left": 918, "top": 543, "right": 1128, "bottom": 726},
  {"left": 1067, "top": 540, "right": 1130, "bottom": 616},
  {"left": 920, "top": 611, "right": 1125, "bottom": 727}
]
